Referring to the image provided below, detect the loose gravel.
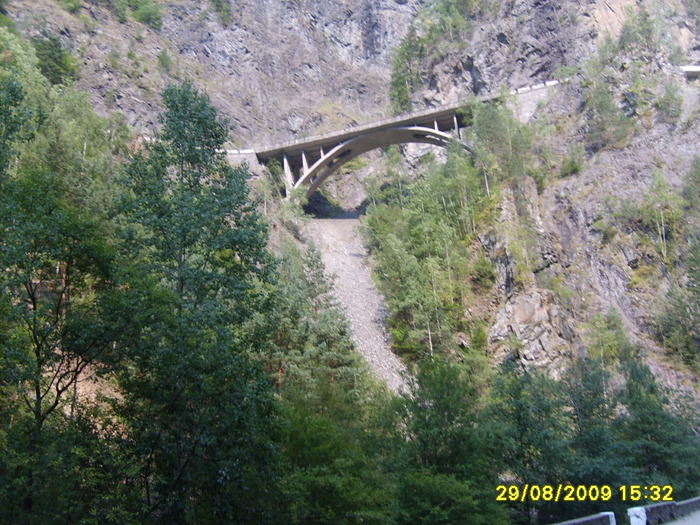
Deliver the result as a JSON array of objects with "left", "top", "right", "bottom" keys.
[{"left": 304, "top": 215, "right": 408, "bottom": 394}]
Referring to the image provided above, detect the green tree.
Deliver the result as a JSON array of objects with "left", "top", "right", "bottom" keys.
[
  {"left": 618, "top": 355, "right": 700, "bottom": 496},
  {"left": 131, "top": 0, "right": 162, "bottom": 30},
  {"left": 656, "top": 242, "right": 700, "bottom": 366},
  {"left": 563, "top": 357, "right": 637, "bottom": 521},
  {"left": 393, "top": 358, "right": 508, "bottom": 525},
  {"left": 268, "top": 242, "right": 362, "bottom": 391},
  {"left": 277, "top": 380, "right": 396, "bottom": 524},
  {"left": 115, "top": 81, "right": 278, "bottom": 522},
  {"left": 266, "top": 241, "right": 395, "bottom": 523},
  {"left": 656, "top": 161, "right": 700, "bottom": 366},
  {"left": 493, "top": 362, "right": 572, "bottom": 524},
  {"left": 0, "top": 78, "right": 35, "bottom": 188},
  {"left": 0, "top": 168, "right": 118, "bottom": 523},
  {"left": 16, "top": 87, "right": 130, "bottom": 215},
  {"left": 389, "top": 26, "right": 422, "bottom": 114},
  {"left": 472, "top": 100, "right": 532, "bottom": 183},
  {"left": 208, "top": 0, "right": 232, "bottom": 26},
  {"left": 32, "top": 35, "right": 78, "bottom": 86},
  {"left": 584, "top": 82, "right": 634, "bottom": 152}
]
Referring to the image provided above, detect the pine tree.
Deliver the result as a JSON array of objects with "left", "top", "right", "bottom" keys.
[
  {"left": 618, "top": 356, "right": 700, "bottom": 497},
  {"left": 493, "top": 362, "right": 572, "bottom": 524}
]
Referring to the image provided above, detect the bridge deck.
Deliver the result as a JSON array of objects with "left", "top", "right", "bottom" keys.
[{"left": 254, "top": 102, "right": 468, "bottom": 173}]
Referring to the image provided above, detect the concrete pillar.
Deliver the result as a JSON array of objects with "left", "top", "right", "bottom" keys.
[
  {"left": 283, "top": 153, "right": 294, "bottom": 197},
  {"left": 302, "top": 151, "right": 309, "bottom": 177},
  {"left": 454, "top": 114, "right": 460, "bottom": 139},
  {"left": 434, "top": 118, "right": 439, "bottom": 131}
]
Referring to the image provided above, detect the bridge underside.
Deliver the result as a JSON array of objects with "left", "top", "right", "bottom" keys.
[
  {"left": 295, "top": 126, "right": 470, "bottom": 197},
  {"left": 256, "top": 112, "right": 472, "bottom": 198}
]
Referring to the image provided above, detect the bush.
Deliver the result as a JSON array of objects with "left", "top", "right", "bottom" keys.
[
  {"left": 132, "top": 0, "right": 162, "bottom": 30},
  {"left": 656, "top": 82, "right": 683, "bottom": 124},
  {"left": 60, "top": 0, "right": 82, "bottom": 13},
  {"left": 560, "top": 144, "right": 584, "bottom": 177},
  {"left": 471, "top": 255, "right": 495, "bottom": 290},
  {"left": 617, "top": 6, "right": 657, "bottom": 53},
  {"left": 114, "top": 0, "right": 128, "bottom": 23},
  {"left": 157, "top": 49, "right": 173, "bottom": 73},
  {"left": 209, "top": 0, "right": 231, "bottom": 26}
]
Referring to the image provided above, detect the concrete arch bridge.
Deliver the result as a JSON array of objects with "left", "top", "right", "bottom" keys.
[{"left": 228, "top": 80, "right": 559, "bottom": 198}]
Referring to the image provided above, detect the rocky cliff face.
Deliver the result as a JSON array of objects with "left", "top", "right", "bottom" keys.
[
  {"left": 7, "top": 0, "right": 419, "bottom": 143},
  {"left": 409, "top": 0, "right": 699, "bottom": 106},
  {"left": 410, "top": 1, "right": 592, "bottom": 106},
  {"left": 398, "top": 0, "right": 700, "bottom": 389}
]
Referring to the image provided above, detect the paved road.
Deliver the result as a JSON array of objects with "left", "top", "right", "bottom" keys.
[{"left": 304, "top": 216, "right": 408, "bottom": 394}]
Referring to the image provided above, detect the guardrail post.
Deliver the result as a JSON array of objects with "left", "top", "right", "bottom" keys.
[{"left": 601, "top": 511, "right": 616, "bottom": 525}]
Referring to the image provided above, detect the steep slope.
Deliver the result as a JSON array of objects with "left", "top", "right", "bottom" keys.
[
  {"left": 6, "top": 0, "right": 419, "bottom": 142},
  {"left": 6, "top": 0, "right": 699, "bottom": 393},
  {"left": 385, "top": 0, "right": 700, "bottom": 390},
  {"left": 304, "top": 215, "right": 407, "bottom": 393}
]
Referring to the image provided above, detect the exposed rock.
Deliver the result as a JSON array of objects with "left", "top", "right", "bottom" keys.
[
  {"left": 490, "top": 289, "right": 571, "bottom": 378},
  {"left": 8, "top": 0, "right": 420, "bottom": 142},
  {"left": 7, "top": 0, "right": 699, "bottom": 395},
  {"left": 413, "top": 1, "right": 595, "bottom": 107}
]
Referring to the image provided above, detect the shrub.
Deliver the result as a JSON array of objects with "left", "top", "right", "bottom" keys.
[
  {"left": 656, "top": 82, "right": 683, "bottom": 124},
  {"left": 471, "top": 255, "right": 495, "bottom": 290},
  {"left": 132, "top": 0, "right": 162, "bottom": 30},
  {"left": 560, "top": 144, "right": 584, "bottom": 177},
  {"left": 209, "top": 0, "right": 231, "bottom": 26},
  {"left": 617, "top": 6, "right": 657, "bottom": 53},
  {"left": 60, "top": 0, "right": 82, "bottom": 14},
  {"left": 114, "top": 0, "right": 128, "bottom": 23},
  {"left": 157, "top": 49, "right": 173, "bottom": 73}
]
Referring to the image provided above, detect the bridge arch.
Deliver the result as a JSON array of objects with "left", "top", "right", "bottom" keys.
[{"left": 295, "top": 126, "right": 472, "bottom": 197}]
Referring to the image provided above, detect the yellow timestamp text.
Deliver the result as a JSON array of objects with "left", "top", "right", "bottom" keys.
[{"left": 495, "top": 484, "right": 674, "bottom": 503}]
